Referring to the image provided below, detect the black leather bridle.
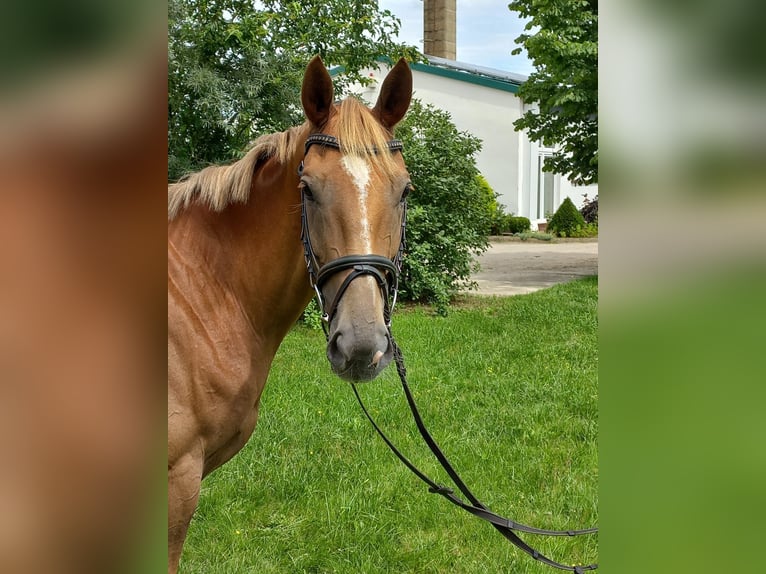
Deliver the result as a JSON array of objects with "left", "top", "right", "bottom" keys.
[
  {"left": 298, "top": 133, "right": 407, "bottom": 333},
  {"left": 298, "top": 132, "right": 597, "bottom": 572}
]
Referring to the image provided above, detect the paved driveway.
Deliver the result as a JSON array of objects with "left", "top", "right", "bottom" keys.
[{"left": 470, "top": 239, "right": 598, "bottom": 296}]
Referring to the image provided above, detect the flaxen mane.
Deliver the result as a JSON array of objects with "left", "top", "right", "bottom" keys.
[
  {"left": 168, "top": 97, "right": 401, "bottom": 220},
  {"left": 167, "top": 124, "right": 309, "bottom": 220}
]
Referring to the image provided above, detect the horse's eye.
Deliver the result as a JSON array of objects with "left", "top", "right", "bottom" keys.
[
  {"left": 401, "top": 183, "right": 412, "bottom": 202},
  {"left": 301, "top": 184, "right": 314, "bottom": 201}
]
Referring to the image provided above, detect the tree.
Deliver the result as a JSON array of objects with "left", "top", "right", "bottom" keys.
[
  {"left": 395, "top": 99, "right": 491, "bottom": 312},
  {"left": 508, "top": 0, "right": 598, "bottom": 185},
  {"left": 168, "top": 0, "right": 420, "bottom": 180}
]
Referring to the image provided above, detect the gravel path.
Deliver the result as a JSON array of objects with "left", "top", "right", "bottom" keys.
[{"left": 470, "top": 238, "right": 598, "bottom": 296}]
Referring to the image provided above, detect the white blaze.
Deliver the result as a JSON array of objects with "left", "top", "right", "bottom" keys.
[{"left": 341, "top": 155, "right": 372, "bottom": 252}]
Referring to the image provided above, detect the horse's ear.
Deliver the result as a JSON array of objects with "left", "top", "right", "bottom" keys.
[
  {"left": 372, "top": 58, "right": 413, "bottom": 130},
  {"left": 301, "top": 55, "right": 334, "bottom": 127}
]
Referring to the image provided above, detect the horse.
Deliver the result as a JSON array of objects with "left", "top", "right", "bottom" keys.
[{"left": 167, "top": 56, "right": 413, "bottom": 573}]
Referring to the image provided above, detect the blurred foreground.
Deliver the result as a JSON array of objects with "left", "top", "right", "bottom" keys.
[
  {"left": 1, "top": 2, "right": 166, "bottom": 573},
  {"left": 601, "top": 2, "right": 765, "bottom": 573}
]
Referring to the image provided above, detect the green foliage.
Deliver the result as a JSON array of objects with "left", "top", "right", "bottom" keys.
[
  {"left": 491, "top": 213, "right": 512, "bottom": 235},
  {"left": 507, "top": 216, "right": 531, "bottom": 234},
  {"left": 476, "top": 174, "right": 524, "bottom": 236},
  {"left": 580, "top": 193, "right": 598, "bottom": 224},
  {"left": 566, "top": 222, "right": 599, "bottom": 238},
  {"left": 516, "top": 230, "right": 555, "bottom": 241},
  {"left": 395, "top": 99, "right": 490, "bottom": 312},
  {"left": 168, "top": 0, "right": 421, "bottom": 180},
  {"left": 300, "top": 298, "right": 324, "bottom": 331},
  {"left": 476, "top": 174, "right": 500, "bottom": 234},
  {"left": 509, "top": 0, "right": 598, "bottom": 185},
  {"left": 548, "top": 197, "right": 586, "bottom": 237}
]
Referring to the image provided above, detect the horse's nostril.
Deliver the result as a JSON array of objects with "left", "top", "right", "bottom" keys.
[{"left": 327, "top": 332, "right": 349, "bottom": 364}]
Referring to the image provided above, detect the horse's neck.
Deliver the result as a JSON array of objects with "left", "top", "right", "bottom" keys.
[{"left": 170, "top": 157, "right": 312, "bottom": 357}]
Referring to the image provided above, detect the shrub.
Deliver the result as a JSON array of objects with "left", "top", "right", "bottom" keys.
[
  {"left": 300, "top": 298, "right": 324, "bottom": 330},
  {"left": 567, "top": 222, "right": 599, "bottom": 238},
  {"left": 477, "top": 175, "right": 520, "bottom": 236},
  {"left": 395, "top": 99, "right": 490, "bottom": 312},
  {"left": 580, "top": 194, "right": 598, "bottom": 224},
  {"left": 475, "top": 175, "right": 526, "bottom": 236},
  {"left": 548, "top": 197, "right": 586, "bottom": 237},
  {"left": 516, "top": 231, "right": 554, "bottom": 241},
  {"left": 491, "top": 212, "right": 513, "bottom": 235},
  {"left": 476, "top": 175, "right": 500, "bottom": 235},
  {"left": 507, "top": 216, "right": 531, "bottom": 234}
]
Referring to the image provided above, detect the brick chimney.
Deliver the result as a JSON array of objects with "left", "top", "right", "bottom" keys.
[{"left": 423, "top": 0, "right": 456, "bottom": 60}]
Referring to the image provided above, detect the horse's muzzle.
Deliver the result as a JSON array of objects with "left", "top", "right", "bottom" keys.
[{"left": 326, "top": 326, "right": 392, "bottom": 382}]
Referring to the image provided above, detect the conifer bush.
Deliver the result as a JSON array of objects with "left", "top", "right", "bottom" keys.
[{"left": 548, "top": 197, "right": 586, "bottom": 237}]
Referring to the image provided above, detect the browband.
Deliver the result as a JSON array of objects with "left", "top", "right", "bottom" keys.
[{"left": 304, "top": 133, "right": 403, "bottom": 155}]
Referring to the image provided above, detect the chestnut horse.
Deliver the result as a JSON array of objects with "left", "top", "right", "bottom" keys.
[{"left": 167, "top": 57, "right": 412, "bottom": 572}]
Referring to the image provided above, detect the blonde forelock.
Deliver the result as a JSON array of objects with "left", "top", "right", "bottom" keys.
[{"left": 333, "top": 97, "right": 400, "bottom": 180}]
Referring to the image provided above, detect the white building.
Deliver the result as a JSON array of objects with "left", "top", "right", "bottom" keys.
[{"left": 353, "top": 56, "right": 597, "bottom": 229}]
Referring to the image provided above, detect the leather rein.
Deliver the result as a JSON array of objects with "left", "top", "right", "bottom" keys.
[{"left": 299, "top": 133, "right": 597, "bottom": 572}]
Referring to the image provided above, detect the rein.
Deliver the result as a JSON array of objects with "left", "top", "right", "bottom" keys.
[
  {"left": 300, "top": 133, "right": 597, "bottom": 572},
  {"left": 352, "top": 345, "right": 599, "bottom": 573}
]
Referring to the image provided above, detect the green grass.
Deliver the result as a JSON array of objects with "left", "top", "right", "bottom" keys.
[{"left": 180, "top": 277, "right": 598, "bottom": 573}]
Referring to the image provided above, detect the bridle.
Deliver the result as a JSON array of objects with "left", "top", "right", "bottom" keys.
[
  {"left": 298, "top": 133, "right": 407, "bottom": 333},
  {"left": 299, "top": 132, "right": 598, "bottom": 572}
]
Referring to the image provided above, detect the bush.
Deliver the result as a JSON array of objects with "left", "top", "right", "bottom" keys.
[
  {"left": 476, "top": 175, "right": 530, "bottom": 236},
  {"left": 507, "top": 216, "right": 531, "bottom": 234},
  {"left": 477, "top": 175, "right": 518, "bottom": 236},
  {"left": 300, "top": 298, "right": 324, "bottom": 330},
  {"left": 490, "top": 214, "right": 509, "bottom": 235},
  {"left": 580, "top": 194, "right": 598, "bottom": 224},
  {"left": 477, "top": 175, "right": 500, "bottom": 235},
  {"left": 548, "top": 197, "right": 586, "bottom": 237},
  {"left": 566, "top": 222, "right": 599, "bottom": 238},
  {"left": 516, "top": 231, "right": 554, "bottom": 241},
  {"left": 395, "top": 99, "right": 490, "bottom": 312}
]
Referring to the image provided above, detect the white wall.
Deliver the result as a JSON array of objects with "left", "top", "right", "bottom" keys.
[
  {"left": 353, "top": 63, "right": 597, "bottom": 228},
  {"left": 525, "top": 134, "right": 598, "bottom": 225},
  {"left": 354, "top": 64, "right": 522, "bottom": 216},
  {"left": 410, "top": 71, "right": 522, "bottom": 216},
  {"left": 522, "top": 102, "right": 597, "bottom": 224}
]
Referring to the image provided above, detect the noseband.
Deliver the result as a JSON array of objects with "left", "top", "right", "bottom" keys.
[{"left": 299, "top": 133, "right": 406, "bottom": 335}]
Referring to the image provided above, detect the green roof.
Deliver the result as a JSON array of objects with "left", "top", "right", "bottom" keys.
[
  {"left": 330, "top": 56, "right": 525, "bottom": 94},
  {"left": 410, "top": 59, "right": 522, "bottom": 94}
]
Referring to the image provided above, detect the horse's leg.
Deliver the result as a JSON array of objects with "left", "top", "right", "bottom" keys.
[{"left": 168, "top": 451, "right": 203, "bottom": 574}]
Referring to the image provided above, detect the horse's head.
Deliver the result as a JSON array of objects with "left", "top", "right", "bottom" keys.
[{"left": 299, "top": 56, "right": 412, "bottom": 382}]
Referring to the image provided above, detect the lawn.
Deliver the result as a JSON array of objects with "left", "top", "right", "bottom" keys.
[{"left": 180, "top": 277, "right": 598, "bottom": 573}]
